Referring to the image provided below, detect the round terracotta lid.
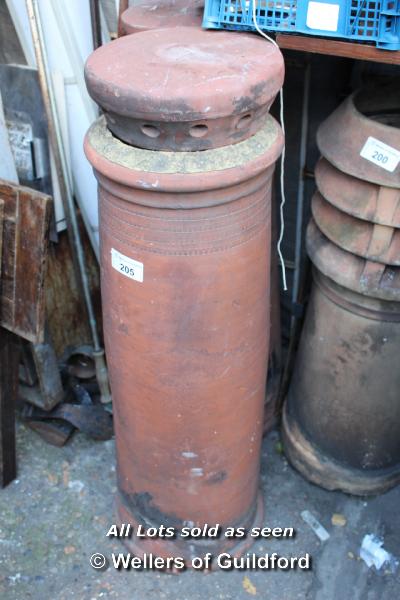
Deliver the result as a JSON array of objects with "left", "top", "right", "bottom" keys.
[
  {"left": 120, "top": 0, "right": 203, "bottom": 35},
  {"left": 84, "top": 27, "right": 284, "bottom": 151}
]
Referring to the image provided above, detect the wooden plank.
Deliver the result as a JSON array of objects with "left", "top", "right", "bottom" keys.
[
  {"left": 276, "top": 34, "right": 400, "bottom": 65},
  {"left": 0, "top": 178, "right": 52, "bottom": 343}
]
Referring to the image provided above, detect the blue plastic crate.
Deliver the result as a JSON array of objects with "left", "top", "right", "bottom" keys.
[{"left": 203, "top": 0, "right": 400, "bottom": 49}]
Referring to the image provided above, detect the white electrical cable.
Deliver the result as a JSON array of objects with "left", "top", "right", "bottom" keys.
[{"left": 251, "top": 1, "right": 288, "bottom": 291}]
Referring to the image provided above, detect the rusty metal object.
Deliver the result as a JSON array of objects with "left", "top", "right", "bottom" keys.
[
  {"left": 317, "top": 83, "right": 400, "bottom": 188},
  {"left": 50, "top": 403, "right": 113, "bottom": 440},
  {"left": 315, "top": 158, "right": 400, "bottom": 227},
  {"left": 120, "top": 0, "right": 203, "bottom": 36},
  {"left": 306, "top": 219, "right": 400, "bottom": 302},
  {"left": 65, "top": 346, "right": 96, "bottom": 380},
  {"left": 23, "top": 418, "right": 74, "bottom": 447},
  {"left": 84, "top": 27, "right": 284, "bottom": 151},
  {"left": 282, "top": 267, "right": 400, "bottom": 495},
  {"left": 22, "top": 388, "right": 113, "bottom": 445},
  {"left": 84, "top": 112, "right": 283, "bottom": 559},
  {"left": 312, "top": 191, "right": 400, "bottom": 266},
  {"left": 0, "top": 178, "right": 52, "bottom": 344},
  {"left": 23, "top": 403, "right": 113, "bottom": 441}
]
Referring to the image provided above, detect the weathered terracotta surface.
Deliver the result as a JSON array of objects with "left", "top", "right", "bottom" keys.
[
  {"left": 317, "top": 83, "right": 400, "bottom": 188},
  {"left": 315, "top": 158, "right": 400, "bottom": 227},
  {"left": 286, "top": 82, "right": 400, "bottom": 496},
  {"left": 120, "top": 0, "right": 203, "bottom": 35},
  {"left": 306, "top": 219, "right": 400, "bottom": 302},
  {"left": 84, "top": 27, "right": 284, "bottom": 151},
  {"left": 119, "top": 0, "right": 283, "bottom": 432},
  {"left": 311, "top": 191, "right": 400, "bottom": 266},
  {"left": 85, "top": 115, "right": 283, "bottom": 558},
  {"left": 283, "top": 267, "right": 400, "bottom": 495}
]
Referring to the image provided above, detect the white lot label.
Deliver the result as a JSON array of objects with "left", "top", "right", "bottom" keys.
[
  {"left": 306, "top": 2, "right": 340, "bottom": 32},
  {"left": 360, "top": 137, "right": 400, "bottom": 173},
  {"left": 111, "top": 248, "right": 143, "bottom": 282}
]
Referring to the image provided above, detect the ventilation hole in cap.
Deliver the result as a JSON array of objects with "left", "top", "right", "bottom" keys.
[
  {"left": 141, "top": 124, "right": 161, "bottom": 138},
  {"left": 189, "top": 124, "right": 208, "bottom": 138},
  {"left": 236, "top": 113, "right": 252, "bottom": 130}
]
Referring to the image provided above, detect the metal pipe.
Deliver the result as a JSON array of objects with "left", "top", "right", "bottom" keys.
[
  {"left": 291, "top": 59, "right": 311, "bottom": 329},
  {"left": 89, "top": 0, "right": 102, "bottom": 50},
  {"left": 26, "top": 0, "right": 111, "bottom": 404}
]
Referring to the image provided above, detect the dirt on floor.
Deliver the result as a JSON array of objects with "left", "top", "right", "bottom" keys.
[{"left": 0, "top": 422, "right": 399, "bottom": 600}]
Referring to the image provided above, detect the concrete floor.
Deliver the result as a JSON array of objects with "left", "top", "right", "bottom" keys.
[{"left": 1, "top": 423, "right": 399, "bottom": 600}]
